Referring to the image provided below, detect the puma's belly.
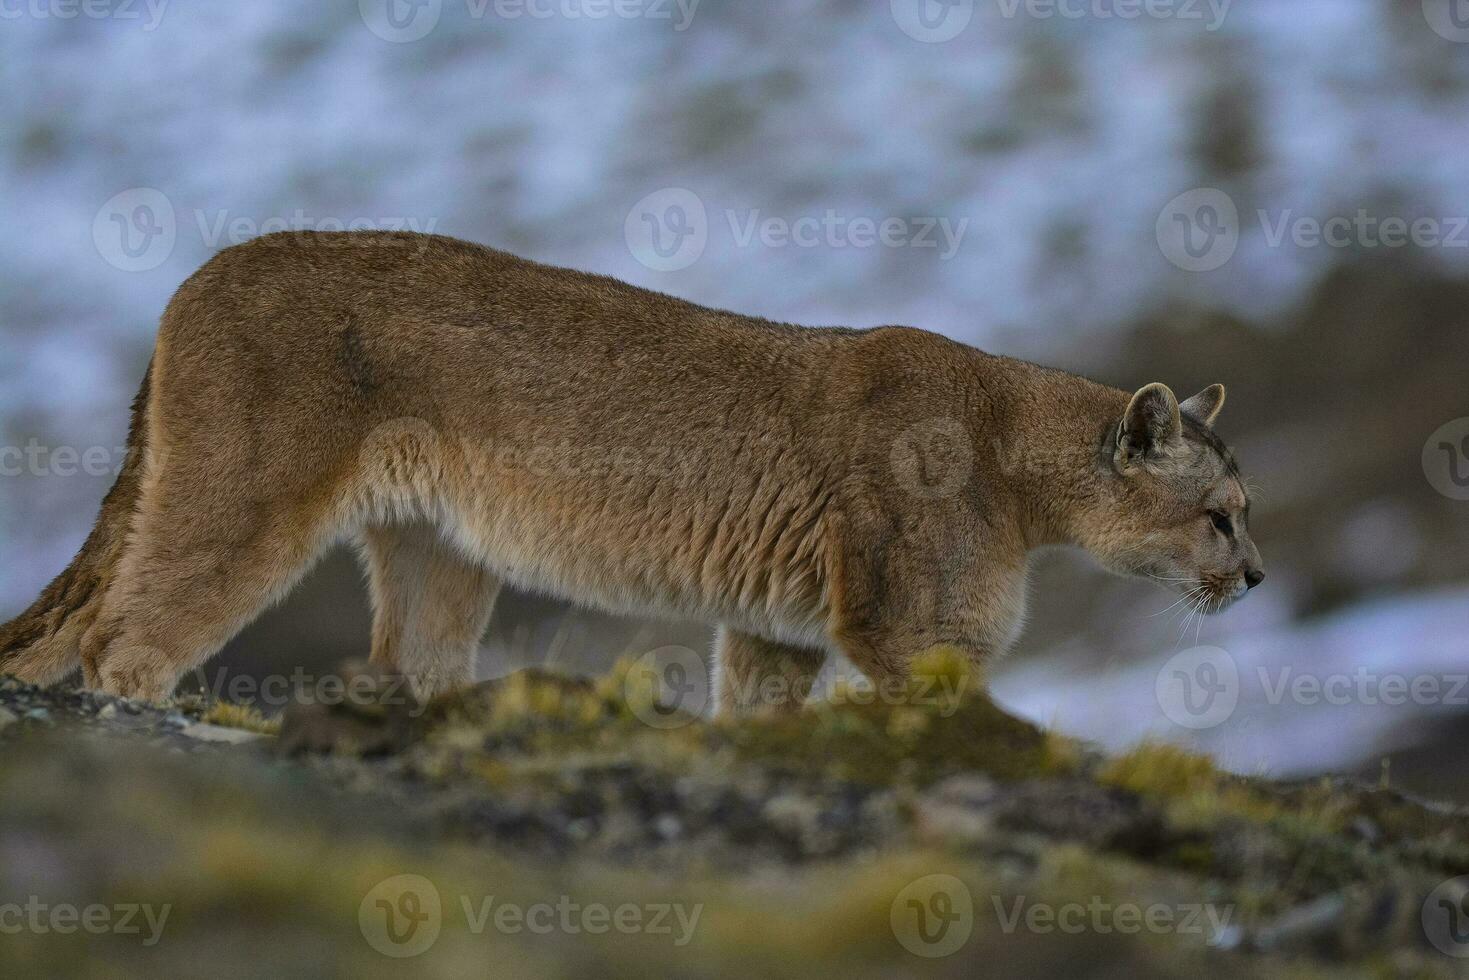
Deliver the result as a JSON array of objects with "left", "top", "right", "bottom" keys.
[{"left": 435, "top": 451, "right": 833, "bottom": 650}]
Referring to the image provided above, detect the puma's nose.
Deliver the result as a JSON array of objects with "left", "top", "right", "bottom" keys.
[{"left": 1244, "top": 568, "right": 1265, "bottom": 590}]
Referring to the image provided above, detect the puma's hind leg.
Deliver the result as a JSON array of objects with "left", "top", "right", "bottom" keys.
[
  {"left": 358, "top": 521, "right": 501, "bottom": 701},
  {"left": 713, "top": 627, "right": 827, "bottom": 718},
  {"left": 80, "top": 466, "right": 336, "bottom": 702}
]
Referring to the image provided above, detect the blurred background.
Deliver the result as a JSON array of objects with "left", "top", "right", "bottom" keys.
[{"left": 1, "top": 1, "right": 1466, "bottom": 796}]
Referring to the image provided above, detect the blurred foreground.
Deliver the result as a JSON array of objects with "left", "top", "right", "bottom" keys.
[{"left": 3, "top": 654, "right": 1469, "bottom": 977}]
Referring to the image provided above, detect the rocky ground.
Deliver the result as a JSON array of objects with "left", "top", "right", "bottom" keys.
[{"left": 2, "top": 654, "right": 1468, "bottom": 979}]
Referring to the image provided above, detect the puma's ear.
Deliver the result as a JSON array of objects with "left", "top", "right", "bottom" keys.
[
  {"left": 1180, "top": 383, "right": 1226, "bottom": 427},
  {"left": 1116, "top": 382, "right": 1182, "bottom": 469}
]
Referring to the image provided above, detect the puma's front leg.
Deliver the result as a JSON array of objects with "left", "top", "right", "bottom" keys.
[
  {"left": 825, "top": 513, "right": 1028, "bottom": 696},
  {"left": 713, "top": 627, "right": 827, "bottom": 718}
]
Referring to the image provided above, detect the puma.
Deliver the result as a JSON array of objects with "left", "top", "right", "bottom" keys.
[{"left": 0, "top": 231, "right": 1263, "bottom": 713}]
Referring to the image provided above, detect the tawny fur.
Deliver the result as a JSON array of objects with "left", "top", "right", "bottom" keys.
[{"left": 0, "top": 231, "right": 1262, "bottom": 708}]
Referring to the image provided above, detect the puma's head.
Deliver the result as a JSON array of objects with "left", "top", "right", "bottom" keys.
[{"left": 1078, "top": 382, "right": 1263, "bottom": 613}]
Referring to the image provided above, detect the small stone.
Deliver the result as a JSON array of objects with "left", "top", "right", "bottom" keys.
[
  {"left": 98, "top": 704, "right": 119, "bottom": 721},
  {"left": 0, "top": 707, "right": 18, "bottom": 729},
  {"left": 24, "top": 707, "right": 50, "bottom": 723},
  {"left": 927, "top": 774, "right": 1000, "bottom": 809},
  {"left": 1349, "top": 817, "right": 1381, "bottom": 843},
  {"left": 180, "top": 722, "right": 268, "bottom": 745},
  {"left": 655, "top": 814, "right": 683, "bottom": 840}
]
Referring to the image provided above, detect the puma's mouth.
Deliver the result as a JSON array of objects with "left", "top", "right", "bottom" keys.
[
  {"left": 1144, "top": 566, "right": 1248, "bottom": 615},
  {"left": 1152, "top": 573, "right": 1246, "bottom": 617},
  {"left": 1195, "top": 573, "right": 1248, "bottom": 613}
]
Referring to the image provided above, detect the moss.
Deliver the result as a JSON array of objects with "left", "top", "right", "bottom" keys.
[
  {"left": 1099, "top": 742, "right": 1221, "bottom": 799},
  {"left": 202, "top": 701, "right": 280, "bottom": 736},
  {"left": 1164, "top": 840, "right": 1218, "bottom": 875},
  {"left": 1099, "top": 742, "right": 1295, "bottom": 837},
  {"left": 7, "top": 663, "right": 1469, "bottom": 977},
  {"left": 414, "top": 649, "right": 1050, "bottom": 793},
  {"left": 728, "top": 675, "right": 1050, "bottom": 786},
  {"left": 1042, "top": 727, "right": 1086, "bottom": 776}
]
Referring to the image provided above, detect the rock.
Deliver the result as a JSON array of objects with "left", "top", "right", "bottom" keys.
[
  {"left": 1349, "top": 816, "right": 1381, "bottom": 843},
  {"left": 97, "top": 704, "right": 118, "bottom": 721},
  {"left": 0, "top": 707, "right": 17, "bottom": 730},
  {"left": 913, "top": 774, "right": 1004, "bottom": 846},
  {"left": 275, "top": 661, "right": 423, "bottom": 757},
  {"left": 993, "top": 779, "right": 1173, "bottom": 856},
  {"left": 655, "top": 813, "right": 683, "bottom": 840},
  {"left": 1244, "top": 892, "right": 1348, "bottom": 953},
  {"left": 180, "top": 723, "right": 269, "bottom": 746}
]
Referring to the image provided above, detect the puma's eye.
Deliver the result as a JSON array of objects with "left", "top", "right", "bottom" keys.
[{"left": 1209, "top": 511, "right": 1233, "bottom": 534}]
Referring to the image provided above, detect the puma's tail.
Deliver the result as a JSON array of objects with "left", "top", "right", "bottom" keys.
[{"left": 0, "top": 361, "right": 153, "bottom": 686}]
